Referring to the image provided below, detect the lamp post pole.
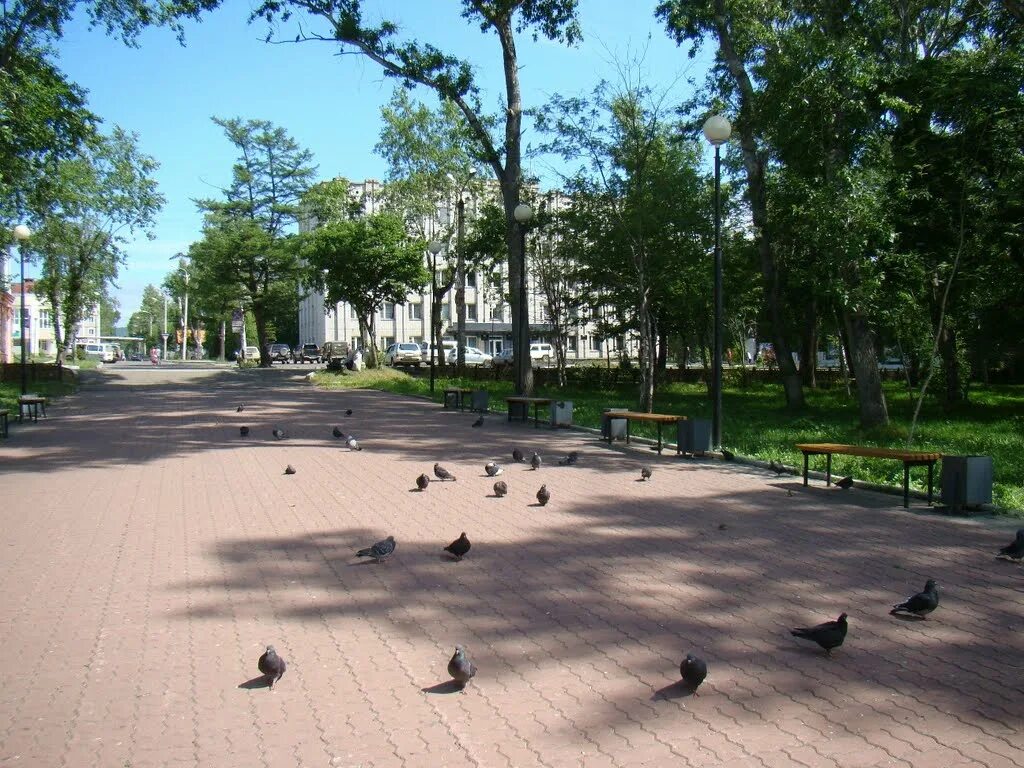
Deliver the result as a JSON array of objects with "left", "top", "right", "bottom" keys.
[
  {"left": 702, "top": 114, "right": 732, "bottom": 450},
  {"left": 11, "top": 225, "right": 32, "bottom": 395},
  {"left": 428, "top": 241, "right": 443, "bottom": 394},
  {"left": 513, "top": 203, "right": 533, "bottom": 396}
]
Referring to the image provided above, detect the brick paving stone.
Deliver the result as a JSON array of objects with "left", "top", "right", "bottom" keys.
[{"left": 0, "top": 366, "right": 1022, "bottom": 768}]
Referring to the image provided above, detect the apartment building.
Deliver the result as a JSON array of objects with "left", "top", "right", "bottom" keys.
[{"left": 5, "top": 279, "right": 100, "bottom": 358}]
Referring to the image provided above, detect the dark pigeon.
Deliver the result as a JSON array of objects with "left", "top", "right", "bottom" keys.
[
  {"left": 770, "top": 460, "right": 784, "bottom": 477},
  {"left": 557, "top": 451, "right": 579, "bottom": 466},
  {"left": 237, "top": 404, "right": 244, "bottom": 413},
  {"left": 680, "top": 653, "right": 708, "bottom": 693},
  {"left": 997, "top": 529, "right": 1024, "bottom": 561},
  {"left": 345, "top": 435, "right": 362, "bottom": 451},
  {"left": 484, "top": 462, "right": 503, "bottom": 477},
  {"left": 447, "top": 645, "right": 477, "bottom": 688},
  {"left": 333, "top": 426, "right": 344, "bottom": 439},
  {"left": 836, "top": 476, "right": 854, "bottom": 490},
  {"left": 640, "top": 466, "right": 653, "bottom": 481},
  {"left": 356, "top": 535, "right": 396, "bottom": 563},
  {"left": 257, "top": 645, "right": 286, "bottom": 690},
  {"left": 791, "top": 613, "right": 848, "bottom": 655},
  {"left": 493, "top": 480, "right": 508, "bottom": 498},
  {"left": 284, "top": 465, "right": 296, "bottom": 475},
  {"left": 471, "top": 415, "right": 484, "bottom": 428},
  {"left": 434, "top": 463, "right": 456, "bottom": 482},
  {"left": 530, "top": 452, "right": 542, "bottom": 471},
  {"left": 444, "top": 532, "right": 471, "bottom": 561},
  {"left": 891, "top": 579, "right": 939, "bottom": 618},
  {"left": 345, "top": 409, "right": 353, "bottom": 416},
  {"left": 272, "top": 428, "right": 286, "bottom": 440},
  {"left": 536, "top": 485, "right": 550, "bottom": 506},
  {"left": 512, "top": 448, "right": 525, "bottom": 463},
  {"left": 239, "top": 426, "right": 250, "bottom": 437},
  {"left": 721, "top": 449, "right": 735, "bottom": 461},
  {"left": 416, "top": 474, "right": 430, "bottom": 491}
]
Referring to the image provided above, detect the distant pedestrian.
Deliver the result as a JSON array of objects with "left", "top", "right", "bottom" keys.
[{"left": 149, "top": 347, "right": 160, "bottom": 366}]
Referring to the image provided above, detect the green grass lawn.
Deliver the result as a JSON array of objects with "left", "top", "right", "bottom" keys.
[
  {"left": 0, "top": 378, "right": 78, "bottom": 414},
  {"left": 314, "top": 367, "right": 1024, "bottom": 515}
]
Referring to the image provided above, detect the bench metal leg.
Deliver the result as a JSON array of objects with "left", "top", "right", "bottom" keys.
[
  {"left": 802, "top": 453, "right": 809, "bottom": 486},
  {"left": 903, "top": 464, "right": 910, "bottom": 508},
  {"left": 826, "top": 454, "right": 832, "bottom": 486}
]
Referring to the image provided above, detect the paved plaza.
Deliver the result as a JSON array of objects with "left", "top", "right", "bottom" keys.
[{"left": 0, "top": 366, "right": 1021, "bottom": 768}]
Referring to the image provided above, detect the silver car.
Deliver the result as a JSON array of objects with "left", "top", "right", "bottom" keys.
[{"left": 447, "top": 346, "right": 493, "bottom": 367}]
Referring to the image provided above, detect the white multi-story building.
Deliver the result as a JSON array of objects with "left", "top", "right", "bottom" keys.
[
  {"left": 297, "top": 179, "right": 620, "bottom": 361},
  {"left": 7, "top": 279, "right": 100, "bottom": 357}
]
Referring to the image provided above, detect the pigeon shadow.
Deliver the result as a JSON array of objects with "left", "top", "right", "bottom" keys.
[
  {"left": 238, "top": 676, "right": 271, "bottom": 690},
  {"left": 530, "top": 503, "right": 547, "bottom": 508},
  {"left": 421, "top": 680, "right": 465, "bottom": 695},
  {"left": 888, "top": 612, "right": 927, "bottom": 622},
  {"left": 347, "top": 559, "right": 382, "bottom": 567},
  {"left": 651, "top": 681, "right": 695, "bottom": 701}
]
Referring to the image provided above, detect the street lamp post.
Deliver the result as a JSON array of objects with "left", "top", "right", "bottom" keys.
[
  {"left": 513, "top": 202, "right": 533, "bottom": 396},
  {"left": 11, "top": 224, "right": 31, "bottom": 395},
  {"left": 428, "top": 240, "right": 443, "bottom": 394},
  {"left": 702, "top": 114, "right": 732, "bottom": 450}
]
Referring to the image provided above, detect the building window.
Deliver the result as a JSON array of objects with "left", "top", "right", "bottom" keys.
[
  {"left": 489, "top": 305, "right": 504, "bottom": 322},
  {"left": 381, "top": 336, "right": 395, "bottom": 349},
  {"left": 38, "top": 310, "right": 51, "bottom": 329},
  {"left": 467, "top": 336, "right": 479, "bottom": 348},
  {"left": 409, "top": 335, "right": 422, "bottom": 344},
  {"left": 591, "top": 336, "right": 602, "bottom": 351},
  {"left": 467, "top": 304, "right": 477, "bottom": 321},
  {"left": 382, "top": 302, "right": 395, "bottom": 320},
  {"left": 568, "top": 336, "right": 578, "bottom": 353},
  {"left": 440, "top": 304, "right": 451, "bottom": 321},
  {"left": 408, "top": 303, "right": 424, "bottom": 320},
  {"left": 467, "top": 271, "right": 477, "bottom": 288},
  {"left": 351, "top": 336, "right": 361, "bottom": 349},
  {"left": 350, "top": 305, "right": 358, "bottom": 319}
]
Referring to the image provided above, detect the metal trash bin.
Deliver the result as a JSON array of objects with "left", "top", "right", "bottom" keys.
[
  {"left": 602, "top": 408, "right": 628, "bottom": 441},
  {"left": 470, "top": 390, "right": 490, "bottom": 413},
  {"left": 678, "top": 418, "right": 712, "bottom": 456},
  {"left": 941, "top": 455, "right": 993, "bottom": 511},
  {"left": 550, "top": 400, "right": 573, "bottom": 427}
]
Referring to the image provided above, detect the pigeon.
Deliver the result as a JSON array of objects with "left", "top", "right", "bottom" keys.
[
  {"left": 239, "top": 426, "right": 250, "bottom": 437},
  {"left": 236, "top": 404, "right": 244, "bottom": 413},
  {"left": 356, "top": 535, "right": 396, "bottom": 563},
  {"left": 721, "top": 449, "right": 735, "bottom": 461},
  {"left": 484, "top": 462, "right": 503, "bottom": 477},
  {"left": 284, "top": 464, "right": 296, "bottom": 475},
  {"left": 530, "top": 452, "right": 542, "bottom": 471},
  {"left": 345, "top": 409, "right": 353, "bottom": 416},
  {"left": 557, "top": 451, "right": 579, "bottom": 466},
  {"left": 640, "top": 466, "right": 653, "bottom": 481},
  {"left": 536, "top": 485, "right": 550, "bottom": 506},
  {"left": 997, "top": 529, "right": 1024, "bottom": 561},
  {"left": 512, "top": 448, "right": 525, "bottom": 463},
  {"left": 332, "top": 426, "right": 344, "bottom": 439},
  {"left": 836, "top": 476, "right": 854, "bottom": 490},
  {"left": 447, "top": 645, "right": 477, "bottom": 688},
  {"left": 493, "top": 480, "right": 508, "bottom": 497},
  {"left": 257, "top": 645, "right": 286, "bottom": 690},
  {"left": 434, "top": 463, "right": 456, "bottom": 482},
  {"left": 444, "top": 532, "right": 471, "bottom": 561},
  {"left": 272, "top": 428, "right": 286, "bottom": 440},
  {"left": 416, "top": 473, "right": 430, "bottom": 491},
  {"left": 345, "top": 435, "right": 362, "bottom": 451},
  {"left": 680, "top": 653, "right": 708, "bottom": 693},
  {"left": 891, "top": 579, "right": 939, "bottom": 618},
  {"left": 770, "top": 460, "right": 784, "bottom": 477},
  {"left": 791, "top": 613, "right": 848, "bottom": 655},
  {"left": 471, "top": 415, "right": 484, "bottom": 428}
]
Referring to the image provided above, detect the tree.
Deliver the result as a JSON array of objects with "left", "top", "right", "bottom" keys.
[
  {"left": 99, "top": 289, "right": 119, "bottom": 335},
  {"left": 194, "top": 117, "right": 316, "bottom": 366},
  {"left": 250, "top": 0, "right": 583, "bottom": 394},
  {"left": 127, "top": 284, "right": 169, "bottom": 351},
  {"left": 302, "top": 212, "right": 428, "bottom": 368}
]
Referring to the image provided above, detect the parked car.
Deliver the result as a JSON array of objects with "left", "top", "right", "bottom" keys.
[
  {"left": 321, "top": 341, "right": 351, "bottom": 370},
  {"left": 420, "top": 340, "right": 458, "bottom": 364},
  {"left": 235, "top": 345, "right": 261, "bottom": 362},
  {"left": 383, "top": 342, "right": 423, "bottom": 367},
  {"left": 529, "top": 342, "right": 554, "bottom": 364},
  {"left": 297, "top": 343, "right": 321, "bottom": 363},
  {"left": 268, "top": 343, "right": 293, "bottom": 364},
  {"left": 447, "top": 346, "right": 493, "bottom": 367},
  {"left": 492, "top": 347, "right": 514, "bottom": 369}
]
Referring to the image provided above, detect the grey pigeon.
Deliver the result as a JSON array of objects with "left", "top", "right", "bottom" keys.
[
  {"left": 791, "top": 613, "right": 848, "bottom": 655},
  {"left": 332, "top": 426, "right": 344, "bottom": 439},
  {"left": 530, "top": 452, "right": 542, "bottom": 471},
  {"left": 416, "top": 473, "right": 430, "bottom": 491},
  {"left": 239, "top": 426, "right": 250, "bottom": 437},
  {"left": 345, "top": 435, "right": 362, "bottom": 451},
  {"left": 484, "top": 462, "right": 503, "bottom": 477},
  {"left": 272, "top": 428, "right": 286, "bottom": 440},
  {"left": 680, "top": 653, "right": 708, "bottom": 693},
  {"left": 557, "top": 451, "right": 579, "bottom": 466},
  {"left": 447, "top": 645, "right": 477, "bottom": 688},
  {"left": 345, "top": 409, "right": 353, "bottom": 416},
  {"left": 493, "top": 480, "right": 508, "bottom": 498},
  {"left": 444, "top": 532, "right": 471, "bottom": 561},
  {"left": 512, "top": 448, "right": 525, "bottom": 463},
  {"left": 836, "top": 475, "right": 854, "bottom": 490},
  {"left": 721, "top": 449, "right": 735, "bottom": 461},
  {"left": 997, "top": 529, "right": 1024, "bottom": 561},
  {"left": 471, "top": 415, "right": 484, "bottom": 428},
  {"left": 257, "top": 645, "right": 286, "bottom": 690},
  {"left": 434, "top": 463, "right": 456, "bottom": 482},
  {"left": 284, "top": 464, "right": 296, "bottom": 475},
  {"left": 640, "top": 466, "right": 653, "bottom": 481},
  {"left": 770, "top": 460, "right": 784, "bottom": 477},
  {"left": 536, "top": 485, "right": 550, "bottom": 506},
  {"left": 237, "top": 404, "right": 244, "bottom": 413},
  {"left": 356, "top": 535, "right": 396, "bottom": 563},
  {"left": 891, "top": 579, "right": 939, "bottom": 618}
]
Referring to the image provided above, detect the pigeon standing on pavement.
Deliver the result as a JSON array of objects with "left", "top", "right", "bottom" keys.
[
  {"left": 770, "top": 460, "right": 784, "bottom": 477},
  {"left": 557, "top": 451, "right": 579, "bottom": 466},
  {"left": 836, "top": 476, "right": 854, "bottom": 490},
  {"left": 512, "top": 448, "right": 525, "bottom": 463},
  {"left": 345, "top": 409, "right": 353, "bottom": 416},
  {"left": 284, "top": 465, "right": 296, "bottom": 475},
  {"left": 356, "top": 535, "right": 396, "bottom": 563},
  {"left": 444, "top": 532, "right": 471, "bottom": 561},
  {"left": 434, "top": 463, "right": 456, "bottom": 482},
  {"left": 257, "top": 645, "right": 286, "bottom": 690},
  {"left": 680, "top": 653, "right": 708, "bottom": 693},
  {"left": 721, "top": 449, "right": 735, "bottom": 461},
  {"left": 891, "top": 579, "right": 939, "bottom": 618},
  {"left": 493, "top": 480, "right": 508, "bottom": 498},
  {"left": 471, "top": 415, "right": 484, "bottom": 428},
  {"left": 272, "top": 428, "right": 286, "bottom": 440},
  {"left": 448, "top": 645, "right": 477, "bottom": 688},
  {"left": 640, "top": 466, "right": 653, "bottom": 481},
  {"left": 791, "top": 613, "right": 848, "bottom": 655},
  {"left": 239, "top": 426, "right": 250, "bottom": 437},
  {"left": 333, "top": 426, "right": 344, "bottom": 439},
  {"left": 237, "top": 404, "right": 245, "bottom": 413},
  {"left": 345, "top": 435, "right": 362, "bottom": 451},
  {"left": 530, "top": 452, "right": 542, "bottom": 471},
  {"left": 416, "top": 474, "right": 430, "bottom": 491},
  {"left": 485, "top": 462, "right": 503, "bottom": 477},
  {"left": 536, "top": 485, "right": 550, "bottom": 506},
  {"left": 997, "top": 529, "right": 1024, "bottom": 561}
]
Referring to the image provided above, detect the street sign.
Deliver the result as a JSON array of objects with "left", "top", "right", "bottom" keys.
[
  {"left": 160, "top": 333, "right": 169, "bottom": 341},
  {"left": 231, "top": 309, "right": 243, "bottom": 332}
]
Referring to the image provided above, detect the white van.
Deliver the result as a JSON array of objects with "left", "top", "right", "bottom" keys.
[{"left": 81, "top": 342, "right": 114, "bottom": 362}]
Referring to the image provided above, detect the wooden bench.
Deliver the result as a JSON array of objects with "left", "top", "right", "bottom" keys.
[
  {"left": 605, "top": 411, "right": 683, "bottom": 454},
  {"left": 0, "top": 409, "right": 8, "bottom": 438},
  {"left": 17, "top": 395, "right": 47, "bottom": 423},
  {"left": 443, "top": 387, "right": 472, "bottom": 410},
  {"left": 796, "top": 443, "right": 943, "bottom": 508},
  {"left": 505, "top": 396, "right": 553, "bottom": 428}
]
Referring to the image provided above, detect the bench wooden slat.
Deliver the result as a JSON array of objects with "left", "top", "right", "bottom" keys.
[{"left": 796, "top": 443, "right": 942, "bottom": 462}]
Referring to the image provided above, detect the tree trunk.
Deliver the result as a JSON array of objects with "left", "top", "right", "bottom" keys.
[
  {"left": 455, "top": 197, "right": 466, "bottom": 372},
  {"left": 938, "top": 321, "right": 963, "bottom": 405},
  {"left": 800, "top": 299, "right": 818, "bottom": 389},
  {"left": 254, "top": 305, "right": 271, "bottom": 368},
  {"left": 656, "top": 324, "right": 668, "bottom": 371},
  {"left": 842, "top": 308, "right": 889, "bottom": 428},
  {"left": 218, "top": 320, "right": 226, "bottom": 361}
]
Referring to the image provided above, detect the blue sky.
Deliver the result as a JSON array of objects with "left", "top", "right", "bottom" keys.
[{"left": 55, "top": 0, "right": 710, "bottom": 319}]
